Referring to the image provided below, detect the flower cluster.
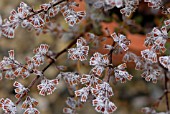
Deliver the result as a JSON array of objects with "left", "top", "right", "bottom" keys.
[
  {"left": 114, "top": 63, "right": 133, "bottom": 83},
  {"left": 111, "top": 32, "right": 131, "bottom": 52},
  {"left": 0, "top": 44, "right": 48, "bottom": 80},
  {"left": 159, "top": 56, "right": 170, "bottom": 71},
  {"left": 22, "top": 96, "right": 39, "bottom": 114},
  {"left": 58, "top": 72, "right": 80, "bottom": 86},
  {"left": 75, "top": 86, "right": 90, "bottom": 102},
  {"left": 90, "top": 52, "right": 109, "bottom": 76},
  {"left": 141, "top": 107, "right": 169, "bottom": 114},
  {"left": 142, "top": 20, "right": 169, "bottom": 63},
  {"left": 13, "top": 81, "right": 27, "bottom": 99},
  {"left": 68, "top": 37, "right": 89, "bottom": 61},
  {"left": 91, "top": 82, "right": 117, "bottom": 114},
  {"left": 37, "top": 78, "right": 59, "bottom": 96},
  {"left": 60, "top": 3, "right": 86, "bottom": 26},
  {"left": 0, "top": 98, "right": 17, "bottom": 114},
  {"left": 0, "top": 0, "right": 86, "bottom": 38},
  {"left": 80, "top": 74, "right": 102, "bottom": 87}
]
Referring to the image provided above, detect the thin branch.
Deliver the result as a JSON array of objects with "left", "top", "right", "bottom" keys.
[{"left": 15, "top": 34, "right": 82, "bottom": 105}]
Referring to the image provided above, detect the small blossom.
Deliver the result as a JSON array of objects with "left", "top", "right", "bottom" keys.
[
  {"left": 22, "top": 96, "right": 38, "bottom": 109},
  {"left": 37, "top": 78, "right": 59, "bottom": 96},
  {"left": 123, "top": 51, "right": 137, "bottom": 62},
  {"left": 28, "top": 15, "right": 45, "bottom": 28},
  {"left": 159, "top": 56, "right": 170, "bottom": 71},
  {"left": 58, "top": 72, "right": 80, "bottom": 86},
  {"left": 111, "top": 32, "right": 130, "bottom": 51},
  {"left": 164, "top": 19, "right": 170, "bottom": 27},
  {"left": 75, "top": 87, "right": 90, "bottom": 102},
  {"left": 13, "top": 81, "right": 27, "bottom": 99},
  {"left": 90, "top": 52, "right": 109, "bottom": 76},
  {"left": 92, "top": 97, "right": 117, "bottom": 114},
  {"left": 141, "top": 49, "right": 157, "bottom": 63},
  {"left": 63, "top": 107, "right": 74, "bottom": 114},
  {"left": 0, "top": 98, "right": 17, "bottom": 114},
  {"left": 114, "top": 63, "right": 133, "bottom": 83},
  {"left": 141, "top": 61, "right": 161, "bottom": 83},
  {"left": 68, "top": 37, "right": 89, "bottom": 61},
  {"left": 80, "top": 74, "right": 102, "bottom": 87},
  {"left": 91, "top": 82, "right": 113, "bottom": 98}
]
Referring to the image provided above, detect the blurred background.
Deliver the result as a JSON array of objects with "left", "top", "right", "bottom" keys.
[{"left": 0, "top": 0, "right": 170, "bottom": 114}]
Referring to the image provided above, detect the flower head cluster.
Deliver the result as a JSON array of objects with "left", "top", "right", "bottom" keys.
[
  {"left": 68, "top": 37, "right": 89, "bottom": 61},
  {"left": 111, "top": 32, "right": 131, "bottom": 52},
  {"left": 159, "top": 56, "right": 170, "bottom": 71},
  {"left": 141, "top": 61, "right": 161, "bottom": 83},
  {"left": 37, "top": 78, "right": 59, "bottom": 96},
  {"left": 114, "top": 63, "right": 133, "bottom": 83},
  {"left": 13, "top": 81, "right": 27, "bottom": 99},
  {"left": 75, "top": 86, "right": 90, "bottom": 102},
  {"left": 0, "top": 50, "right": 20, "bottom": 80},
  {"left": 0, "top": 98, "right": 17, "bottom": 114},
  {"left": 141, "top": 49, "right": 158, "bottom": 63},
  {"left": 0, "top": 1, "right": 86, "bottom": 38},
  {"left": 90, "top": 52, "right": 109, "bottom": 76},
  {"left": 60, "top": 3, "right": 86, "bottom": 26},
  {"left": 22, "top": 96, "right": 39, "bottom": 114},
  {"left": 91, "top": 82, "right": 117, "bottom": 114},
  {"left": 58, "top": 72, "right": 80, "bottom": 86},
  {"left": 80, "top": 74, "right": 102, "bottom": 87}
]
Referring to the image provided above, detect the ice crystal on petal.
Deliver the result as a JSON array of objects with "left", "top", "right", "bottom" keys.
[
  {"left": 68, "top": 37, "right": 89, "bottom": 61},
  {"left": 37, "top": 78, "right": 59, "bottom": 96}
]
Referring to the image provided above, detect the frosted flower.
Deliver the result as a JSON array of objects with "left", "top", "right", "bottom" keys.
[
  {"left": 91, "top": 82, "right": 113, "bottom": 98},
  {"left": 80, "top": 74, "right": 102, "bottom": 87},
  {"left": 58, "top": 72, "right": 80, "bottom": 86},
  {"left": 37, "top": 78, "right": 59, "bottom": 96},
  {"left": 141, "top": 61, "right": 161, "bottom": 83},
  {"left": 22, "top": 96, "right": 38, "bottom": 109},
  {"left": 114, "top": 63, "right": 133, "bottom": 83},
  {"left": 123, "top": 51, "right": 137, "bottom": 62},
  {"left": 141, "top": 49, "right": 157, "bottom": 63},
  {"left": 24, "top": 107, "right": 40, "bottom": 114},
  {"left": 159, "top": 56, "right": 170, "bottom": 71},
  {"left": 0, "top": 98, "right": 17, "bottom": 114},
  {"left": 164, "top": 19, "right": 170, "bottom": 27},
  {"left": 92, "top": 97, "right": 117, "bottom": 114},
  {"left": 75, "top": 87, "right": 90, "bottom": 102},
  {"left": 145, "top": 27, "right": 168, "bottom": 53},
  {"left": 13, "top": 81, "right": 27, "bottom": 99},
  {"left": 90, "top": 52, "right": 109, "bottom": 76},
  {"left": 28, "top": 15, "right": 45, "bottom": 28},
  {"left": 111, "top": 32, "right": 130, "bottom": 51},
  {"left": 68, "top": 37, "right": 89, "bottom": 61}
]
